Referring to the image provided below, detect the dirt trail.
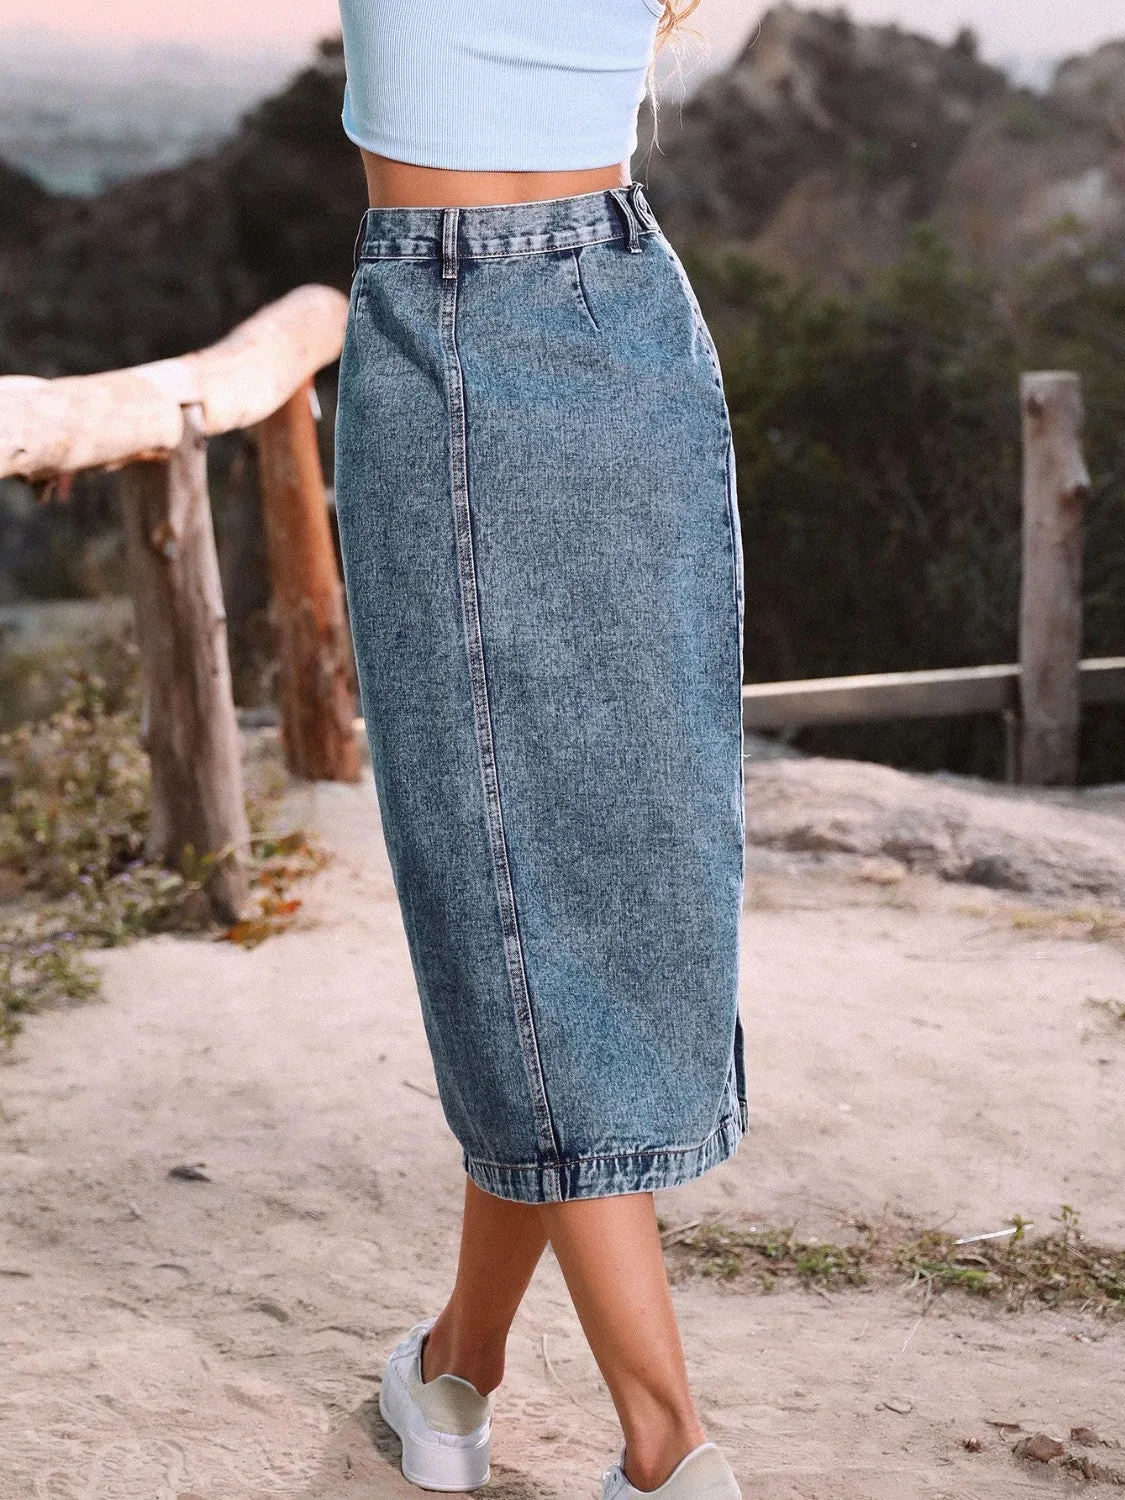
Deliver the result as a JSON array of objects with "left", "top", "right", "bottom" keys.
[{"left": 2, "top": 769, "right": 1123, "bottom": 1499}]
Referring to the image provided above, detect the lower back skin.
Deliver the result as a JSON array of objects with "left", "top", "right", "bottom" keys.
[{"left": 360, "top": 149, "right": 631, "bottom": 208}]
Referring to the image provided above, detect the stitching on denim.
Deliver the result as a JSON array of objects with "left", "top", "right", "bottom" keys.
[
  {"left": 656, "top": 229, "right": 745, "bottom": 869},
  {"left": 438, "top": 265, "right": 561, "bottom": 1175},
  {"left": 345, "top": 264, "right": 369, "bottom": 359},
  {"left": 362, "top": 223, "right": 620, "bottom": 257},
  {"left": 465, "top": 1112, "right": 745, "bottom": 1200},
  {"left": 471, "top": 232, "right": 640, "bottom": 261},
  {"left": 723, "top": 429, "right": 747, "bottom": 856},
  {"left": 360, "top": 232, "right": 617, "bottom": 261},
  {"left": 652, "top": 232, "right": 725, "bottom": 390},
  {"left": 358, "top": 230, "right": 657, "bottom": 266},
  {"left": 568, "top": 248, "right": 600, "bottom": 331},
  {"left": 465, "top": 1104, "right": 745, "bottom": 1175}
]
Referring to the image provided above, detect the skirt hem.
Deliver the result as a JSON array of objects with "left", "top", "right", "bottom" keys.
[{"left": 463, "top": 1097, "right": 748, "bottom": 1205}]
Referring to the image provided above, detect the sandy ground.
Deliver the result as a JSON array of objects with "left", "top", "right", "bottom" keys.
[{"left": 2, "top": 765, "right": 1124, "bottom": 1500}]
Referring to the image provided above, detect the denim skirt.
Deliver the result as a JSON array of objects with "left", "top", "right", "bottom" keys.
[{"left": 334, "top": 182, "right": 746, "bottom": 1204}]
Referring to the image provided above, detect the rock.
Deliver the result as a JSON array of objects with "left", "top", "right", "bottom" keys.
[
  {"left": 1015, "top": 1433, "right": 1066, "bottom": 1463},
  {"left": 167, "top": 1162, "right": 212, "bottom": 1183},
  {"left": 642, "top": 5, "right": 1125, "bottom": 292},
  {"left": 4, "top": 10, "right": 1125, "bottom": 382},
  {"left": 0, "top": 38, "right": 365, "bottom": 381},
  {"left": 1071, "top": 1426, "right": 1102, "bottom": 1446},
  {"left": 644, "top": 3, "right": 1005, "bottom": 249},
  {"left": 744, "top": 756, "right": 1125, "bottom": 903},
  {"left": 1054, "top": 42, "right": 1125, "bottom": 129},
  {"left": 248, "top": 1298, "right": 290, "bottom": 1323},
  {"left": 0, "top": 159, "right": 52, "bottom": 251}
]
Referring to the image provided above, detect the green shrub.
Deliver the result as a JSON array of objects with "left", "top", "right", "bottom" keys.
[
  {"left": 0, "top": 635, "right": 318, "bottom": 1042},
  {"left": 1001, "top": 93, "right": 1059, "bottom": 142}
]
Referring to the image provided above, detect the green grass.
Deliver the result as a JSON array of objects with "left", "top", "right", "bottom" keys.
[{"left": 663, "top": 1207, "right": 1125, "bottom": 1317}]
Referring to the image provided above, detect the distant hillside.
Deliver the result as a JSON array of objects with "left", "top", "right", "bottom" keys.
[
  {"left": 642, "top": 4, "right": 1125, "bottom": 292},
  {"left": 0, "top": 32, "right": 303, "bottom": 195},
  {"left": 0, "top": 160, "right": 52, "bottom": 250},
  {"left": 0, "top": 39, "right": 365, "bottom": 378}
]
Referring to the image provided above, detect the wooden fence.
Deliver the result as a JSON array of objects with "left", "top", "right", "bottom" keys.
[
  {"left": 0, "top": 286, "right": 355, "bottom": 921},
  {"left": 0, "top": 309, "right": 1118, "bottom": 915},
  {"left": 742, "top": 371, "right": 1125, "bottom": 784}
]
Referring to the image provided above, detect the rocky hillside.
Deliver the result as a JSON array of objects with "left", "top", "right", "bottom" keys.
[
  {"left": 0, "top": 160, "right": 53, "bottom": 252},
  {"left": 642, "top": 4, "right": 1125, "bottom": 291},
  {"left": 0, "top": 39, "right": 366, "bottom": 379}
]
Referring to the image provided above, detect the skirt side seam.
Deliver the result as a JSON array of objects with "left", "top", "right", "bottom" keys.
[{"left": 439, "top": 260, "right": 563, "bottom": 1188}]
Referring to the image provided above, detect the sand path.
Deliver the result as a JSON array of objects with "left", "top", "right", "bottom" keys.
[{"left": 2, "top": 768, "right": 1123, "bottom": 1498}]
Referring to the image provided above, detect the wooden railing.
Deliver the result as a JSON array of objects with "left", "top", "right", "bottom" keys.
[
  {"left": 0, "top": 286, "right": 355, "bottom": 921},
  {"left": 742, "top": 372, "right": 1123, "bottom": 785}
]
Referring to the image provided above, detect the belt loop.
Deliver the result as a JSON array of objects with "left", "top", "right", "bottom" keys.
[
  {"left": 609, "top": 188, "right": 642, "bottom": 254},
  {"left": 441, "top": 207, "right": 460, "bottom": 280},
  {"left": 353, "top": 209, "right": 370, "bottom": 274},
  {"left": 629, "top": 180, "right": 656, "bottom": 230}
]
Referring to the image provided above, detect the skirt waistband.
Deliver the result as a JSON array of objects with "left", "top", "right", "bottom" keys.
[{"left": 353, "top": 181, "right": 659, "bottom": 271}]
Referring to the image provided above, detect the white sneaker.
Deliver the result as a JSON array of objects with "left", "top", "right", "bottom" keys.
[
  {"left": 379, "top": 1320, "right": 493, "bottom": 1491},
  {"left": 601, "top": 1443, "right": 742, "bottom": 1499}
]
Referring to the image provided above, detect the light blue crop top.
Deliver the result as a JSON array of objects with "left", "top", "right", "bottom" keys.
[{"left": 338, "top": 0, "right": 663, "bottom": 172}]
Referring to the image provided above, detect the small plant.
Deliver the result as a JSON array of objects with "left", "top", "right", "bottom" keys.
[
  {"left": 222, "top": 830, "right": 327, "bottom": 948},
  {"left": 0, "top": 930, "right": 99, "bottom": 1044},
  {"left": 1, "top": 634, "right": 322, "bottom": 1043},
  {"left": 1007, "top": 907, "right": 1125, "bottom": 947},
  {"left": 668, "top": 1223, "right": 869, "bottom": 1290},
  {"left": 665, "top": 1211, "right": 1125, "bottom": 1317}
]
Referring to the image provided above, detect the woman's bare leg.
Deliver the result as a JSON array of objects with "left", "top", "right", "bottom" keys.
[
  {"left": 424, "top": 1180, "right": 703, "bottom": 1493},
  {"left": 542, "top": 1193, "right": 705, "bottom": 1492},
  {"left": 422, "top": 1177, "right": 549, "bottom": 1395}
]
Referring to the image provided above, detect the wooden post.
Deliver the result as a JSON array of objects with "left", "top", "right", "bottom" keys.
[
  {"left": 254, "top": 380, "right": 361, "bottom": 783},
  {"left": 1018, "top": 372, "right": 1089, "bottom": 786},
  {"left": 119, "top": 404, "right": 252, "bottom": 923}
]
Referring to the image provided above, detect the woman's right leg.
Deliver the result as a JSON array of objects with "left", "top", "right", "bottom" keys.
[{"left": 541, "top": 1193, "right": 706, "bottom": 1492}]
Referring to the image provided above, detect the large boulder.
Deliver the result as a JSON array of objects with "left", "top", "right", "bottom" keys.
[{"left": 744, "top": 755, "right": 1125, "bottom": 903}]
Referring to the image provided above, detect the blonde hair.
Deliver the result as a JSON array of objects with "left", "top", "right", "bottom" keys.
[
  {"left": 656, "top": 0, "right": 703, "bottom": 47},
  {"left": 644, "top": 0, "right": 703, "bottom": 155}
]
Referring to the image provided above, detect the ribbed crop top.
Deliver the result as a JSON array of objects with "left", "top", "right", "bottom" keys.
[{"left": 338, "top": 0, "right": 664, "bottom": 172}]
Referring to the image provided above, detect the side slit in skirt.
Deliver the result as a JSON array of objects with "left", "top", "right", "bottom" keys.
[{"left": 334, "top": 181, "right": 747, "bottom": 1204}]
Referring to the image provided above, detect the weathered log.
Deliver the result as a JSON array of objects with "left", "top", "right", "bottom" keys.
[
  {"left": 119, "top": 406, "right": 252, "bottom": 922},
  {"left": 254, "top": 381, "right": 361, "bottom": 783},
  {"left": 0, "top": 285, "right": 349, "bottom": 480},
  {"left": 1018, "top": 372, "right": 1089, "bottom": 786},
  {"left": 0, "top": 371, "right": 182, "bottom": 481}
]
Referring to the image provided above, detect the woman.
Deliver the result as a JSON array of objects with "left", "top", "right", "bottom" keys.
[{"left": 333, "top": 1, "right": 746, "bottom": 1495}]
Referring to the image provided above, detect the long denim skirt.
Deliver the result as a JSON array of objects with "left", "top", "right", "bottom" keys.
[{"left": 334, "top": 182, "right": 746, "bottom": 1203}]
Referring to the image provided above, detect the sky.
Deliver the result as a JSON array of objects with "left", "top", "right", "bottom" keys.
[{"left": 0, "top": 0, "right": 1121, "bottom": 69}]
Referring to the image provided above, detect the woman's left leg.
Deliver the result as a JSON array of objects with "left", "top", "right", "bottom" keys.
[{"left": 422, "top": 1177, "right": 549, "bottom": 1395}]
